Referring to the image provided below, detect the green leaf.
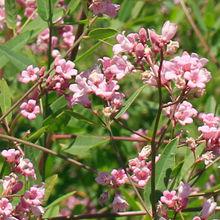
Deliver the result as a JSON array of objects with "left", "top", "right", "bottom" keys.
[
  {"left": 68, "top": 111, "right": 98, "bottom": 126},
  {"left": 75, "top": 42, "right": 101, "bottom": 63},
  {"left": 205, "top": 96, "right": 217, "bottom": 114},
  {"left": 66, "top": 0, "right": 80, "bottom": 15},
  {"left": 27, "top": 126, "right": 49, "bottom": 142},
  {"left": 64, "top": 135, "right": 109, "bottom": 158},
  {"left": 0, "top": 45, "right": 33, "bottom": 71},
  {"left": 50, "top": 96, "right": 67, "bottom": 113},
  {"left": 155, "top": 138, "right": 178, "bottom": 190},
  {"left": 36, "top": 0, "right": 49, "bottom": 21},
  {"left": 44, "top": 175, "right": 58, "bottom": 203},
  {"left": 5, "top": 0, "right": 17, "bottom": 29},
  {"left": 44, "top": 191, "right": 76, "bottom": 218},
  {"left": 89, "top": 28, "right": 118, "bottom": 40},
  {"left": 115, "top": 85, "right": 146, "bottom": 119},
  {"left": 0, "top": 79, "right": 12, "bottom": 123}
]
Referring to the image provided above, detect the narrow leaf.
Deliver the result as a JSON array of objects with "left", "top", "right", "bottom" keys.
[
  {"left": 36, "top": 0, "right": 49, "bottom": 21},
  {"left": 115, "top": 85, "right": 146, "bottom": 119},
  {"left": 89, "top": 28, "right": 118, "bottom": 40},
  {"left": 44, "top": 175, "right": 58, "bottom": 203}
]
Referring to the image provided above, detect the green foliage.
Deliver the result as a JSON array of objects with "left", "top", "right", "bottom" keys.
[{"left": 5, "top": 0, "right": 17, "bottom": 30}]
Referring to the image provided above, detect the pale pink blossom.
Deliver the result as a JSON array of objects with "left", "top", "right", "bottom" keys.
[
  {"left": 0, "top": 7, "right": 5, "bottom": 30},
  {"left": 161, "top": 21, "right": 177, "bottom": 43},
  {"left": 55, "top": 58, "right": 78, "bottom": 79},
  {"left": 111, "top": 169, "right": 127, "bottom": 187},
  {"left": 183, "top": 68, "right": 211, "bottom": 89},
  {"left": 15, "top": 158, "right": 36, "bottom": 179},
  {"left": 20, "top": 99, "right": 40, "bottom": 120},
  {"left": 199, "top": 113, "right": 220, "bottom": 127},
  {"left": 198, "top": 125, "right": 219, "bottom": 139},
  {"left": 178, "top": 182, "right": 191, "bottom": 199},
  {"left": 200, "top": 151, "right": 215, "bottom": 165},
  {"left": 100, "top": 55, "right": 134, "bottom": 80},
  {"left": 132, "top": 167, "right": 151, "bottom": 187},
  {"left": 1, "top": 149, "right": 21, "bottom": 163},
  {"left": 112, "top": 193, "right": 128, "bottom": 212},
  {"left": 113, "top": 32, "right": 138, "bottom": 54},
  {"left": 62, "top": 31, "right": 75, "bottom": 48},
  {"left": 160, "top": 190, "right": 177, "bottom": 208},
  {"left": 95, "top": 172, "right": 112, "bottom": 186},
  {"left": 19, "top": 65, "right": 40, "bottom": 83},
  {"left": 89, "top": 0, "right": 120, "bottom": 18},
  {"left": 1, "top": 173, "right": 23, "bottom": 195},
  {"left": 201, "top": 198, "right": 217, "bottom": 219},
  {"left": 165, "top": 101, "right": 197, "bottom": 125},
  {"left": 0, "top": 198, "right": 13, "bottom": 217}
]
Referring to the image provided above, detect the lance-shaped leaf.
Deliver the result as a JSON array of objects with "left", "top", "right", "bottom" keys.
[
  {"left": 5, "top": 0, "right": 17, "bottom": 29},
  {"left": 36, "top": 0, "right": 49, "bottom": 21}
]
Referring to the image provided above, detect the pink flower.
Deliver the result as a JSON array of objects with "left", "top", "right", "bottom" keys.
[
  {"left": 62, "top": 31, "right": 75, "bottom": 48},
  {"left": 95, "top": 172, "right": 112, "bottom": 186},
  {"left": 16, "top": 185, "right": 45, "bottom": 217},
  {"left": 111, "top": 169, "right": 127, "bottom": 187},
  {"left": 100, "top": 55, "right": 134, "bottom": 80},
  {"left": 161, "top": 21, "right": 177, "bottom": 43},
  {"left": 201, "top": 198, "right": 217, "bottom": 219},
  {"left": 15, "top": 158, "right": 36, "bottom": 179},
  {"left": 0, "top": 7, "right": 5, "bottom": 30},
  {"left": 0, "top": 198, "right": 13, "bottom": 217},
  {"left": 193, "top": 217, "right": 201, "bottom": 220},
  {"left": 1, "top": 149, "right": 21, "bottom": 163},
  {"left": 99, "top": 192, "right": 109, "bottom": 205},
  {"left": 89, "top": 0, "right": 120, "bottom": 18},
  {"left": 199, "top": 113, "right": 220, "bottom": 127},
  {"left": 19, "top": 65, "right": 40, "bottom": 83},
  {"left": 178, "top": 182, "right": 191, "bottom": 199},
  {"left": 165, "top": 101, "right": 197, "bottom": 125},
  {"left": 55, "top": 58, "right": 78, "bottom": 79},
  {"left": 1, "top": 173, "right": 23, "bottom": 195},
  {"left": 160, "top": 190, "right": 177, "bottom": 208},
  {"left": 20, "top": 99, "right": 40, "bottom": 120},
  {"left": 200, "top": 151, "right": 215, "bottom": 165},
  {"left": 112, "top": 193, "right": 128, "bottom": 212},
  {"left": 183, "top": 68, "right": 211, "bottom": 89},
  {"left": 113, "top": 32, "right": 138, "bottom": 54},
  {"left": 132, "top": 167, "right": 151, "bottom": 187},
  {"left": 198, "top": 125, "right": 219, "bottom": 139}
]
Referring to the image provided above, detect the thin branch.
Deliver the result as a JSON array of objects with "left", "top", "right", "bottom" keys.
[
  {"left": 47, "top": 211, "right": 147, "bottom": 220},
  {"left": 0, "top": 134, "right": 96, "bottom": 173}
]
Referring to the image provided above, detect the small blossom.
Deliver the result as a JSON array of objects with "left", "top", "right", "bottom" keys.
[
  {"left": 1, "top": 149, "right": 21, "bottom": 163},
  {"left": 55, "top": 58, "right": 78, "bottom": 79},
  {"left": 201, "top": 198, "right": 217, "bottom": 219},
  {"left": 200, "top": 151, "right": 215, "bottom": 165},
  {"left": 99, "top": 192, "right": 109, "bottom": 205},
  {"left": 160, "top": 190, "right": 177, "bottom": 208},
  {"left": 15, "top": 158, "right": 36, "bottom": 179},
  {"left": 95, "top": 172, "right": 112, "bottom": 186},
  {"left": 20, "top": 99, "right": 40, "bottom": 120},
  {"left": 19, "top": 65, "right": 40, "bottom": 83},
  {"left": 0, "top": 198, "right": 13, "bottom": 217},
  {"left": 112, "top": 193, "right": 128, "bottom": 212},
  {"left": 111, "top": 169, "right": 127, "bottom": 187},
  {"left": 89, "top": 0, "right": 120, "bottom": 18}
]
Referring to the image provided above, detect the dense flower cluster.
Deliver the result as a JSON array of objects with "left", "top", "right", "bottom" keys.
[
  {"left": 0, "top": 149, "right": 44, "bottom": 219},
  {"left": 95, "top": 146, "right": 159, "bottom": 211},
  {"left": 89, "top": 0, "right": 120, "bottom": 18}
]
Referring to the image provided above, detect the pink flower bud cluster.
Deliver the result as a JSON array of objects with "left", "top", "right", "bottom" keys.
[
  {"left": 17, "top": 0, "right": 37, "bottom": 19},
  {"left": 164, "top": 101, "right": 198, "bottom": 126},
  {"left": 89, "top": 0, "right": 120, "bottom": 18},
  {"left": 198, "top": 113, "right": 220, "bottom": 154},
  {"left": 193, "top": 198, "right": 217, "bottom": 220},
  {"left": 95, "top": 147, "right": 160, "bottom": 211},
  {"left": 158, "top": 182, "right": 191, "bottom": 217},
  {"left": 2, "top": 149, "right": 36, "bottom": 178},
  {"left": 0, "top": 149, "right": 45, "bottom": 219},
  {"left": 32, "top": 25, "right": 75, "bottom": 55},
  {"left": 68, "top": 55, "right": 133, "bottom": 113}
]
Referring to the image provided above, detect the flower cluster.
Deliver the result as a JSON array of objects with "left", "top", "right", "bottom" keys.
[
  {"left": 89, "top": 0, "right": 120, "bottom": 18},
  {"left": 198, "top": 113, "right": 220, "bottom": 154},
  {"left": 0, "top": 149, "right": 44, "bottom": 219},
  {"left": 95, "top": 146, "right": 160, "bottom": 212},
  {"left": 158, "top": 182, "right": 191, "bottom": 217},
  {"left": 68, "top": 59, "right": 131, "bottom": 112}
]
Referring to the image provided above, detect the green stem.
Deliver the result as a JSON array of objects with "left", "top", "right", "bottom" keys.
[{"left": 150, "top": 50, "right": 164, "bottom": 219}]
